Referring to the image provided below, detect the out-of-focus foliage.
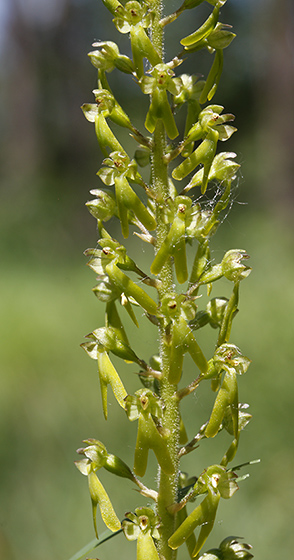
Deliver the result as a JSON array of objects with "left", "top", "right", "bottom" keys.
[{"left": 1, "top": 1, "right": 294, "bottom": 559}]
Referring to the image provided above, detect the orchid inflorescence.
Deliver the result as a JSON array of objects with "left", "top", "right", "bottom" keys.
[{"left": 74, "top": 1, "right": 254, "bottom": 559}]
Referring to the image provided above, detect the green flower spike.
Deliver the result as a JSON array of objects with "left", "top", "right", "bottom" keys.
[
  {"left": 125, "top": 389, "right": 174, "bottom": 477},
  {"left": 75, "top": 441, "right": 121, "bottom": 538},
  {"left": 122, "top": 507, "right": 161, "bottom": 560},
  {"left": 140, "top": 63, "right": 180, "bottom": 139},
  {"left": 97, "top": 151, "right": 156, "bottom": 238}
]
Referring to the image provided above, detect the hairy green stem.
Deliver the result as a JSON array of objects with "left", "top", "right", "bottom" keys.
[
  {"left": 150, "top": 5, "right": 180, "bottom": 556},
  {"left": 153, "top": 123, "right": 180, "bottom": 560}
]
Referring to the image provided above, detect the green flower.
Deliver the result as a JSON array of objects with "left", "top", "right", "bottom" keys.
[
  {"left": 97, "top": 151, "right": 156, "bottom": 238},
  {"left": 125, "top": 389, "right": 174, "bottom": 476},
  {"left": 140, "top": 63, "right": 180, "bottom": 138},
  {"left": 75, "top": 440, "right": 121, "bottom": 537},
  {"left": 122, "top": 507, "right": 161, "bottom": 560}
]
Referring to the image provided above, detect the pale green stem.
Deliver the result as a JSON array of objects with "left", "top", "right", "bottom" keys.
[{"left": 150, "top": 4, "right": 180, "bottom": 559}]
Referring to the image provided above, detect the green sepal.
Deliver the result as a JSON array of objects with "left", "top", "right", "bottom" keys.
[
  {"left": 207, "top": 22, "right": 236, "bottom": 50},
  {"left": 106, "top": 260, "right": 158, "bottom": 316},
  {"left": 223, "top": 403, "right": 252, "bottom": 437},
  {"left": 97, "top": 350, "right": 128, "bottom": 419},
  {"left": 130, "top": 24, "right": 161, "bottom": 78},
  {"left": 181, "top": 6, "right": 219, "bottom": 47},
  {"left": 88, "top": 471, "right": 121, "bottom": 538},
  {"left": 168, "top": 489, "right": 220, "bottom": 551}
]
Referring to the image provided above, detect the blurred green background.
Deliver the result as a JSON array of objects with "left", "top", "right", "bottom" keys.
[{"left": 1, "top": 0, "right": 294, "bottom": 559}]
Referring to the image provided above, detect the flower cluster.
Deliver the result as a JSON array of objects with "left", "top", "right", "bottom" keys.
[{"left": 73, "top": 0, "right": 254, "bottom": 559}]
